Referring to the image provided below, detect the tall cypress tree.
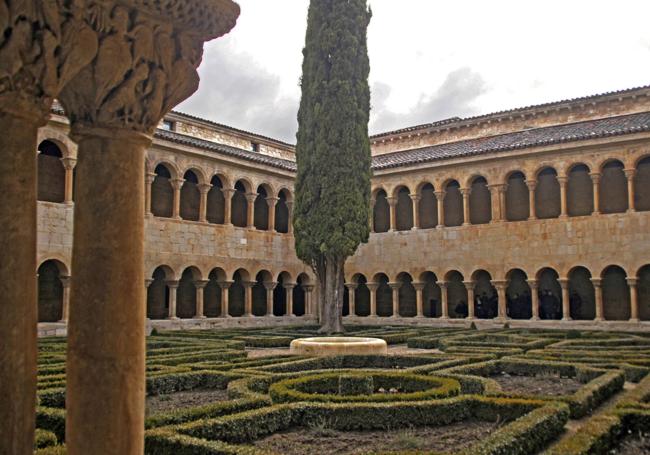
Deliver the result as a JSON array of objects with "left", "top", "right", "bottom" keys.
[{"left": 294, "top": 0, "right": 372, "bottom": 333}]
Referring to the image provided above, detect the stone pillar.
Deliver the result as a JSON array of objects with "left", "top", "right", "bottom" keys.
[
  {"left": 222, "top": 188, "right": 236, "bottom": 225},
  {"left": 528, "top": 280, "right": 539, "bottom": 320},
  {"left": 526, "top": 180, "right": 537, "bottom": 220},
  {"left": 245, "top": 193, "right": 257, "bottom": 228},
  {"left": 461, "top": 188, "right": 471, "bottom": 226},
  {"left": 287, "top": 201, "right": 294, "bottom": 234},
  {"left": 437, "top": 281, "right": 449, "bottom": 318},
  {"left": 463, "top": 281, "right": 475, "bottom": 319},
  {"left": 194, "top": 280, "right": 208, "bottom": 318},
  {"left": 388, "top": 282, "right": 401, "bottom": 317},
  {"left": 590, "top": 173, "right": 601, "bottom": 215},
  {"left": 410, "top": 194, "right": 420, "bottom": 229},
  {"left": 145, "top": 172, "right": 156, "bottom": 216},
  {"left": 434, "top": 191, "right": 445, "bottom": 228},
  {"left": 367, "top": 283, "right": 379, "bottom": 316},
  {"left": 59, "top": 276, "right": 72, "bottom": 323},
  {"left": 345, "top": 283, "right": 358, "bottom": 316},
  {"left": 369, "top": 198, "right": 376, "bottom": 232},
  {"left": 627, "top": 278, "right": 639, "bottom": 322},
  {"left": 218, "top": 281, "right": 233, "bottom": 317},
  {"left": 487, "top": 184, "right": 505, "bottom": 222},
  {"left": 166, "top": 281, "right": 179, "bottom": 319},
  {"left": 284, "top": 283, "right": 296, "bottom": 316},
  {"left": 591, "top": 278, "right": 604, "bottom": 321},
  {"left": 266, "top": 197, "right": 279, "bottom": 232},
  {"left": 61, "top": 157, "right": 78, "bottom": 205},
  {"left": 171, "top": 178, "right": 184, "bottom": 219},
  {"left": 303, "top": 284, "right": 315, "bottom": 316},
  {"left": 558, "top": 176, "right": 568, "bottom": 218},
  {"left": 198, "top": 183, "right": 212, "bottom": 223},
  {"left": 243, "top": 281, "right": 255, "bottom": 317},
  {"left": 558, "top": 278, "right": 571, "bottom": 320},
  {"left": 387, "top": 196, "right": 397, "bottom": 231},
  {"left": 624, "top": 169, "right": 636, "bottom": 212},
  {"left": 498, "top": 185, "right": 507, "bottom": 222},
  {"left": 264, "top": 282, "right": 277, "bottom": 316},
  {"left": 413, "top": 282, "right": 425, "bottom": 317},
  {"left": 492, "top": 280, "right": 508, "bottom": 320}
]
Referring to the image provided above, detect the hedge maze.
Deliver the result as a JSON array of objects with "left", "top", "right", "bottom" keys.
[{"left": 35, "top": 326, "right": 650, "bottom": 454}]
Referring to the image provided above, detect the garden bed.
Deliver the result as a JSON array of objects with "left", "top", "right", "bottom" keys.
[
  {"left": 146, "top": 388, "right": 231, "bottom": 416},
  {"left": 490, "top": 372, "right": 582, "bottom": 396}
]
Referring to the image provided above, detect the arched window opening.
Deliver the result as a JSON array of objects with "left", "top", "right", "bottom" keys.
[
  {"left": 207, "top": 176, "right": 225, "bottom": 224},
  {"left": 252, "top": 271, "right": 269, "bottom": 316},
  {"left": 600, "top": 160, "right": 628, "bottom": 214},
  {"left": 568, "top": 267, "right": 595, "bottom": 320},
  {"left": 446, "top": 271, "right": 467, "bottom": 318},
  {"left": 204, "top": 268, "right": 224, "bottom": 317},
  {"left": 147, "top": 266, "right": 170, "bottom": 320},
  {"left": 151, "top": 164, "right": 174, "bottom": 218},
  {"left": 473, "top": 270, "right": 496, "bottom": 319},
  {"left": 535, "top": 168, "right": 561, "bottom": 219},
  {"left": 37, "top": 140, "right": 65, "bottom": 203},
  {"left": 177, "top": 268, "right": 198, "bottom": 318},
  {"left": 275, "top": 190, "right": 290, "bottom": 233},
  {"left": 420, "top": 272, "right": 440, "bottom": 317},
  {"left": 635, "top": 157, "right": 650, "bottom": 212},
  {"left": 231, "top": 181, "right": 248, "bottom": 227},
  {"left": 397, "top": 272, "right": 416, "bottom": 317},
  {"left": 469, "top": 177, "right": 491, "bottom": 224},
  {"left": 373, "top": 190, "right": 390, "bottom": 233},
  {"left": 273, "top": 272, "right": 290, "bottom": 316},
  {"left": 506, "top": 269, "right": 531, "bottom": 319},
  {"left": 419, "top": 183, "right": 438, "bottom": 229},
  {"left": 538, "top": 268, "right": 562, "bottom": 320},
  {"left": 637, "top": 265, "right": 650, "bottom": 321},
  {"left": 180, "top": 170, "right": 200, "bottom": 221},
  {"left": 375, "top": 274, "right": 392, "bottom": 317},
  {"left": 602, "top": 266, "right": 630, "bottom": 320},
  {"left": 444, "top": 181, "right": 463, "bottom": 227},
  {"left": 354, "top": 275, "right": 370, "bottom": 316},
  {"left": 37, "top": 260, "right": 64, "bottom": 322},
  {"left": 228, "top": 270, "right": 246, "bottom": 317},
  {"left": 395, "top": 187, "right": 413, "bottom": 231},
  {"left": 254, "top": 186, "right": 269, "bottom": 230},
  {"left": 567, "top": 164, "right": 593, "bottom": 217},
  {"left": 506, "top": 172, "right": 529, "bottom": 221}
]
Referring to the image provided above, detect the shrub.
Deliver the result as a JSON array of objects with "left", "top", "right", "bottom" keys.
[
  {"left": 338, "top": 374, "right": 374, "bottom": 396},
  {"left": 35, "top": 429, "right": 58, "bottom": 448}
]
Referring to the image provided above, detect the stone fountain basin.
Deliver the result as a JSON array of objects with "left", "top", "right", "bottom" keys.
[{"left": 289, "top": 337, "right": 388, "bottom": 356}]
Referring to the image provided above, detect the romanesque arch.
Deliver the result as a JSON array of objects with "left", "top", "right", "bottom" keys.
[
  {"left": 418, "top": 183, "right": 438, "bottom": 229},
  {"left": 397, "top": 272, "right": 416, "bottom": 317},
  {"left": 147, "top": 265, "right": 174, "bottom": 320},
  {"left": 151, "top": 164, "right": 174, "bottom": 218},
  {"left": 180, "top": 170, "right": 200, "bottom": 221},
  {"left": 275, "top": 189, "right": 290, "bottom": 233},
  {"left": 568, "top": 266, "right": 595, "bottom": 320},
  {"left": 374, "top": 273, "right": 392, "bottom": 317},
  {"left": 395, "top": 186, "right": 413, "bottom": 231},
  {"left": 537, "top": 267, "right": 562, "bottom": 320},
  {"left": 443, "top": 180, "right": 463, "bottom": 227},
  {"left": 353, "top": 274, "right": 370, "bottom": 316},
  {"left": 37, "top": 259, "right": 67, "bottom": 322},
  {"left": 231, "top": 180, "right": 248, "bottom": 227},
  {"left": 637, "top": 264, "right": 650, "bottom": 321},
  {"left": 601, "top": 265, "right": 630, "bottom": 320},
  {"left": 506, "top": 269, "right": 531, "bottom": 319},
  {"left": 177, "top": 267, "right": 200, "bottom": 318},
  {"left": 600, "top": 160, "right": 628, "bottom": 214},
  {"left": 535, "top": 167, "right": 561, "bottom": 219},
  {"left": 472, "top": 270, "right": 496, "bottom": 319},
  {"left": 37, "top": 140, "right": 66, "bottom": 203},
  {"left": 229, "top": 269, "right": 248, "bottom": 317},
  {"left": 205, "top": 267, "right": 226, "bottom": 317},
  {"left": 254, "top": 185, "right": 270, "bottom": 230},
  {"left": 419, "top": 271, "right": 441, "bottom": 317},
  {"left": 373, "top": 189, "right": 390, "bottom": 233},
  {"left": 634, "top": 156, "right": 650, "bottom": 212},
  {"left": 207, "top": 175, "right": 226, "bottom": 224},
  {"left": 505, "top": 171, "right": 529, "bottom": 221},
  {"left": 469, "top": 176, "right": 491, "bottom": 224},
  {"left": 567, "top": 164, "right": 593, "bottom": 217}
]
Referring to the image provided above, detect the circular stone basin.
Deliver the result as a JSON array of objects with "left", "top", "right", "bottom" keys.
[{"left": 289, "top": 337, "right": 388, "bottom": 356}]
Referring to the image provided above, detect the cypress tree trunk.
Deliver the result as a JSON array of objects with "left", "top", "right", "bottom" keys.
[{"left": 316, "top": 255, "right": 345, "bottom": 333}]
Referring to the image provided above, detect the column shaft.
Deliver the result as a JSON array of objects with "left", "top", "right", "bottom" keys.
[
  {"left": 435, "top": 191, "right": 445, "bottom": 228},
  {"left": 410, "top": 194, "right": 420, "bottom": 229},
  {"left": 223, "top": 189, "right": 235, "bottom": 225},
  {"left": 145, "top": 173, "right": 155, "bottom": 216},
  {"left": 244, "top": 282, "right": 254, "bottom": 316},
  {"left": 437, "top": 282, "right": 449, "bottom": 318},
  {"left": 264, "top": 283, "right": 276, "bottom": 316},
  {"left": 219, "top": 281, "right": 232, "bottom": 317},
  {"left": 492, "top": 281, "right": 507, "bottom": 319},
  {"left": 267, "top": 197, "right": 278, "bottom": 232},
  {"left": 171, "top": 178, "right": 183, "bottom": 219},
  {"left": 559, "top": 279, "right": 571, "bottom": 320},
  {"left": 60, "top": 276, "right": 72, "bottom": 322},
  {"left": 463, "top": 281, "right": 475, "bottom": 319},
  {"left": 346, "top": 284, "right": 357, "bottom": 316},
  {"left": 527, "top": 181, "right": 537, "bottom": 220},
  {"left": 461, "top": 188, "right": 471, "bottom": 226},
  {"left": 245, "top": 193, "right": 256, "bottom": 228},
  {"left": 628, "top": 278, "right": 639, "bottom": 322},
  {"left": 413, "top": 283, "right": 424, "bottom": 317},
  {"left": 387, "top": 197, "right": 397, "bottom": 231},
  {"left": 625, "top": 169, "right": 636, "bottom": 212},
  {"left": 558, "top": 177, "right": 568, "bottom": 217},
  {"left": 62, "top": 158, "right": 77, "bottom": 204},
  {"left": 167, "top": 282, "right": 179, "bottom": 319},
  {"left": 389, "top": 283, "right": 400, "bottom": 317},
  {"left": 367, "top": 284, "right": 378, "bottom": 316},
  {"left": 528, "top": 280, "right": 539, "bottom": 320},
  {"left": 194, "top": 281, "right": 208, "bottom": 318},
  {"left": 591, "top": 279, "right": 603, "bottom": 321},
  {"left": 590, "top": 173, "right": 601, "bottom": 214},
  {"left": 285, "top": 285, "right": 295, "bottom": 316},
  {"left": 198, "top": 184, "right": 211, "bottom": 223}
]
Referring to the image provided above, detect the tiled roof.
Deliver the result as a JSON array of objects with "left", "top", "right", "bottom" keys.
[{"left": 371, "top": 111, "right": 650, "bottom": 170}]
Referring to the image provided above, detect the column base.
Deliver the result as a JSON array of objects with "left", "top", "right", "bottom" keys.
[
  {"left": 629, "top": 318, "right": 640, "bottom": 323},
  {"left": 410, "top": 226, "right": 419, "bottom": 231},
  {"left": 531, "top": 316, "right": 540, "bottom": 321},
  {"left": 167, "top": 316, "right": 179, "bottom": 320},
  {"left": 462, "top": 222, "right": 471, "bottom": 226},
  {"left": 436, "top": 225, "right": 443, "bottom": 229},
  {"left": 594, "top": 317, "right": 604, "bottom": 322},
  {"left": 195, "top": 315, "right": 207, "bottom": 319},
  {"left": 527, "top": 217, "right": 537, "bottom": 221},
  {"left": 559, "top": 214, "right": 568, "bottom": 219},
  {"left": 627, "top": 209, "right": 636, "bottom": 214},
  {"left": 561, "top": 317, "right": 572, "bottom": 321},
  {"left": 591, "top": 212, "right": 600, "bottom": 216}
]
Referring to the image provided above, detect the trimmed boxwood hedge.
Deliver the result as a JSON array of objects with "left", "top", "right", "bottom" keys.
[{"left": 35, "top": 429, "right": 58, "bottom": 448}]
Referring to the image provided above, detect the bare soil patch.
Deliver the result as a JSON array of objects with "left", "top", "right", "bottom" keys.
[
  {"left": 249, "top": 420, "right": 495, "bottom": 454},
  {"left": 490, "top": 373, "right": 582, "bottom": 396},
  {"left": 146, "top": 388, "right": 230, "bottom": 416}
]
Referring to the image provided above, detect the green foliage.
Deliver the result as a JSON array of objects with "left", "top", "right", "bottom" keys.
[
  {"left": 338, "top": 374, "right": 374, "bottom": 395},
  {"left": 35, "top": 429, "right": 58, "bottom": 449},
  {"left": 293, "top": 0, "right": 372, "bottom": 261}
]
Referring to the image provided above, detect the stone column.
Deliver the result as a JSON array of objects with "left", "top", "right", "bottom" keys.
[
  {"left": 243, "top": 281, "right": 255, "bottom": 317},
  {"left": 198, "top": 183, "right": 212, "bottom": 223},
  {"left": 591, "top": 278, "right": 604, "bottom": 321},
  {"left": 345, "top": 283, "right": 357, "bottom": 316},
  {"left": 287, "top": 201, "right": 294, "bottom": 234},
  {"left": 369, "top": 198, "right": 376, "bottom": 232},
  {"left": 266, "top": 197, "right": 279, "bottom": 232},
  {"left": 528, "top": 280, "right": 539, "bottom": 320},
  {"left": 171, "top": 178, "right": 184, "bottom": 219},
  {"left": 245, "top": 193, "right": 257, "bottom": 228},
  {"left": 434, "top": 191, "right": 446, "bottom": 228},
  {"left": 145, "top": 172, "right": 156, "bottom": 216},
  {"left": 389, "top": 282, "right": 401, "bottom": 317},
  {"left": 437, "top": 281, "right": 449, "bottom": 318},
  {"left": 498, "top": 185, "right": 507, "bottom": 222},
  {"left": 461, "top": 188, "right": 471, "bottom": 226},
  {"left": 222, "top": 188, "right": 236, "bottom": 225},
  {"left": 57, "top": 4, "right": 239, "bottom": 453},
  {"left": 410, "top": 194, "right": 420, "bottom": 229},
  {"left": 492, "top": 280, "right": 508, "bottom": 320},
  {"left": 558, "top": 176, "right": 568, "bottom": 218},
  {"left": 303, "top": 284, "right": 315, "bottom": 316},
  {"left": 413, "top": 282, "right": 425, "bottom": 318},
  {"left": 61, "top": 157, "right": 78, "bottom": 205},
  {"left": 264, "top": 282, "right": 277, "bottom": 316},
  {"left": 284, "top": 283, "right": 296, "bottom": 316},
  {"left": 367, "top": 283, "right": 379, "bottom": 316},
  {"left": 590, "top": 173, "right": 601, "bottom": 215},
  {"left": 627, "top": 278, "right": 639, "bottom": 322},
  {"left": 487, "top": 184, "right": 505, "bottom": 222},
  {"left": 218, "top": 281, "right": 233, "bottom": 317},
  {"left": 463, "top": 281, "right": 475, "bottom": 319},
  {"left": 194, "top": 280, "right": 208, "bottom": 318},
  {"left": 624, "top": 169, "right": 636, "bottom": 212},
  {"left": 558, "top": 278, "right": 571, "bottom": 320},
  {"left": 526, "top": 180, "right": 537, "bottom": 220},
  {"left": 59, "top": 276, "right": 72, "bottom": 323},
  {"left": 166, "top": 281, "right": 179, "bottom": 319},
  {"left": 387, "top": 196, "right": 397, "bottom": 231}
]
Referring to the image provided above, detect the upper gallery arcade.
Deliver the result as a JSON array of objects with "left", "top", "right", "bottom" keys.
[{"left": 36, "top": 85, "right": 650, "bottom": 331}]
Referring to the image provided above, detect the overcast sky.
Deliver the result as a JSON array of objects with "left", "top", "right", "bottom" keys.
[{"left": 177, "top": 0, "right": 650, "bottom": 143}]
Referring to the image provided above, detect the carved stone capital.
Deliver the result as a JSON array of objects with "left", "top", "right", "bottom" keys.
[
  {"left": 60, "top": 157, "right": 78, "bottom": 171},
  {"left": 197, "top": 183, "right": 212, "bottom": 194},
  {"left": 263, "top": 281, "right": 278, "bottom": 291}
]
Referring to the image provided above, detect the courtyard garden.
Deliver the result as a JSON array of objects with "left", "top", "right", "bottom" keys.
[{"left": 34, "top": 326, "right": 650, "bottom": 454}]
